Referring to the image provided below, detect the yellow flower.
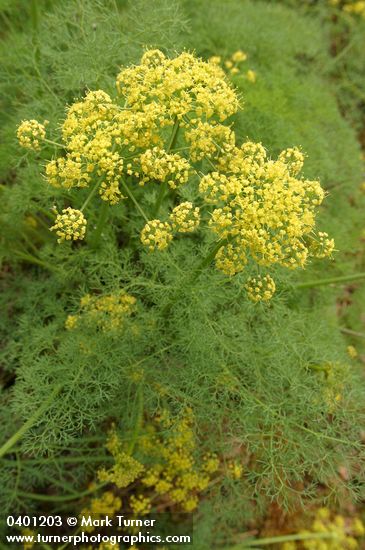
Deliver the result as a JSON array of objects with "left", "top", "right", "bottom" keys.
[
  {"left": 199, "top": 141, "right": 330, "bottom": 276},
  {"left": 185, "top": 121, "right": 235, "bottom": 162},
  {"left": 50, "top": 208, "right": 87, "bottom": 243},
  {"left": 308, "top": 232, "right": 335, "bottom": 259},
  {"left": 342, "top": 0, "right": 365, "bottom": 17},
  {"left": 227, "top": 460, "right": 243, "bottom": 479},
  {"left": 81, "top": 491, "right": 122, "bottom": 532},
  {"left": 245, "top": 275, "right": 276, "bottom": 303},
  {"left": 209, "top": 55, "right": 222, "bottom": 65},
  {"left": 22, "top": 529, "right": 35, "bottom": 550},
  {"left": 65, "top": 314, "right": 79, "bottom": 330},
  {"left": 182, "top": 495, "right": 199, "bottom": 512},
  {"left": 45, "top": 154, "right": 91, "bottom": 189},
  {"left": 278, "top": 147, "right": 304, "bottom": 175},
  {"left": 116, "top": 50, "right": 239, "bottom": 122},
  {"left": 347, "top": 345, "right": 358, "bottom": 359},
  {"left": 169, "top": 202, "right": 200, "bottom": 233},
  {"left": 231, "top": 50, "right": 248, "bottom": 63},
  {"left": 98, "top": 433, "right": 144, "bottom": 488},
  {"left": 246, "top": 69, "right": 257, "bottom": 83},
  {"left": 69, "top": 290, "right": 136, "bottom": 331},
  {"left": 17, "top": 119, "right": 47, "bottom": 150},
  {"left": 352, "top": 518, "right": 365, "bottom": 536},
  {"left": 203, "top": 453, "right": 220, "bottom": 474},
  {"left": 129, "top": 495, "right": 152, "bottom": 515},
  {"left": 140, "top": 219, "right": 173, "bottom": 251},
  {"left": 138, "top": 147, "right": 190, "bottom": 188},
  {"left": 215, "top": 241, "right": 248, "bottom": 276}
]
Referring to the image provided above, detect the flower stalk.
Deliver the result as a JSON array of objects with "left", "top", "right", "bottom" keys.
[
  {"left": 227, "top": 531, "right": 337, "bottom": 548},
  {"left": 294, "top": 272, "right": 365, "bottom": 289}
]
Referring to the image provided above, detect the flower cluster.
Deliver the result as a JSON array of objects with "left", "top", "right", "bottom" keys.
[
  {"left": 198, "top": 143, "right": 332, "bottom": 296},
  {"left": 140, "top": 202, "right": 201, "bottom": 251},
  {"left": 347, "top": 345, "right": 358, "bottom": 359},
  {"left": 98, "top": 431, "right": 144, "bottom": 488},
  {"left": 215, "top": 242, "right": 248, "bottom": 277},
  {"left": 227, "top": 460, "right": 244, "bottom": 479},
  {"left": 129, "top": 495, "right": 152, "bottom": 516},
  {"left": 17, "top": 119, "right": 47, "bottom": 150},
  {"left": 185, "top": 121, "right": 235, "bottom": 162},
  {"left": 138, "top": 410, "right": 219, "bottom": 513},
  {"left": 245, "top": 275, "right": 276, "bottom": 303},
  {"left": 140, "top": 220, "right": 173, "bottom": 251},
  {"left": 46, "top": 156, "right": 91, "bottom": 189},
  {"left": 308, "top": 232, "right": 335, "bottom": 259},
  {"left": 210, "top": 50, "right": 257, "bottom": 82},
  {"left": 17, "top": 50, "right": 238, "bottom": 245},
  {"left": 81, "top": 491, "right": 122, "bottom": 533},
  {"left": 88, "top": 411, "right": 220, "bottom": 518},
  {"left": 308, "top": 361, "right": 349, "bottom": 413},
  {"left": 65, "top": 290, "right": 136, "bottom": 331},
  {"left": 329, "top": 0, "right": 365, "bottom": 17},
  {"left": 50, "top": 207, "right": 87, "bottom": 243},
  {"left": 17, "top": 51, "right": 332, "bottom": 305},
  {"left": 281, "top": 507, "right": 365, "bottom": 549},
  {"left": 169, "top": 202, "right": 200, "bottom": 233},
  {"left": 138, "top": 147, "right": 190, "bottom": 188},
  {"left": 116, "top": 50, "right": 239, "bottom": 122}
]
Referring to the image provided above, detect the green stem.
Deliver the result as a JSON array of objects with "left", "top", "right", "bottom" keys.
[
  {"left": 43, "top": 138, "right": 64, "bottom": 149},
  {"left": 152, "top": 117, "right": 180, "bottom": 218},
  {"left": 90, "top": 201, "right": 109, "bottom": 247},
  {"left": 229, "top": 531, "right": 337, "bottom": 548},
  {"left": 294, "top": 272, "right": 365, "bottom": 289},
  {"left": 120, "top": 178, "right": 149, "bottom": 222},
  {"left": 1, "top": 455, "right": 113, "bottom": 466},
  {"left": 160, "top": 239, "right": 227, "bottom": 319},
  {"left": 190, "top": 238, "right": 227, "bottom": 282},
  {"left": 20, "top": 231, "right": 41, "bottom": 255},
  {"left": 323, "top": 36, "right": 356, "bottom": 72},
  {"left": 167, "top": 117, "right": 181, "bottom": 152},
  {"left": 153, "top": 183, "right": 168, "bottom": 219},
  {"left": 127, "top": 385, "right": 144, "bottom": 455},
  {"left": 80, "top": 180, "right": 101, "bottom": 212},
  {"left": 36, "top": 206, "right": 56, "bottom": 221},
  {"left": 340, "top": 327, "right": 365, "bottom": 339},
  {"left": 30, "top": 0, "right": 39, "bottom": 35},
  {"left": 30, "top": 0, "right": 40, "bottom": 62},
  {"left": 16, "top": 483, "right": 106, "bottom": 503},
  {"left": 0, "top": 385, "right": 62, "bottom": 459},
  {"left": 14, "top": 250, "right": 56, "bottom": 272}
]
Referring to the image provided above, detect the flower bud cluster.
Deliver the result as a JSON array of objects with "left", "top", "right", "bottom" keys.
[
  {"left": 17, "top": 119, "right": 47, "bottom": 150},
  {"left": 50, "top": 207, "right": 87, "bottom": 243},
  {"left": 140, "top": 202, "right": 201, "bottom": 251}
]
